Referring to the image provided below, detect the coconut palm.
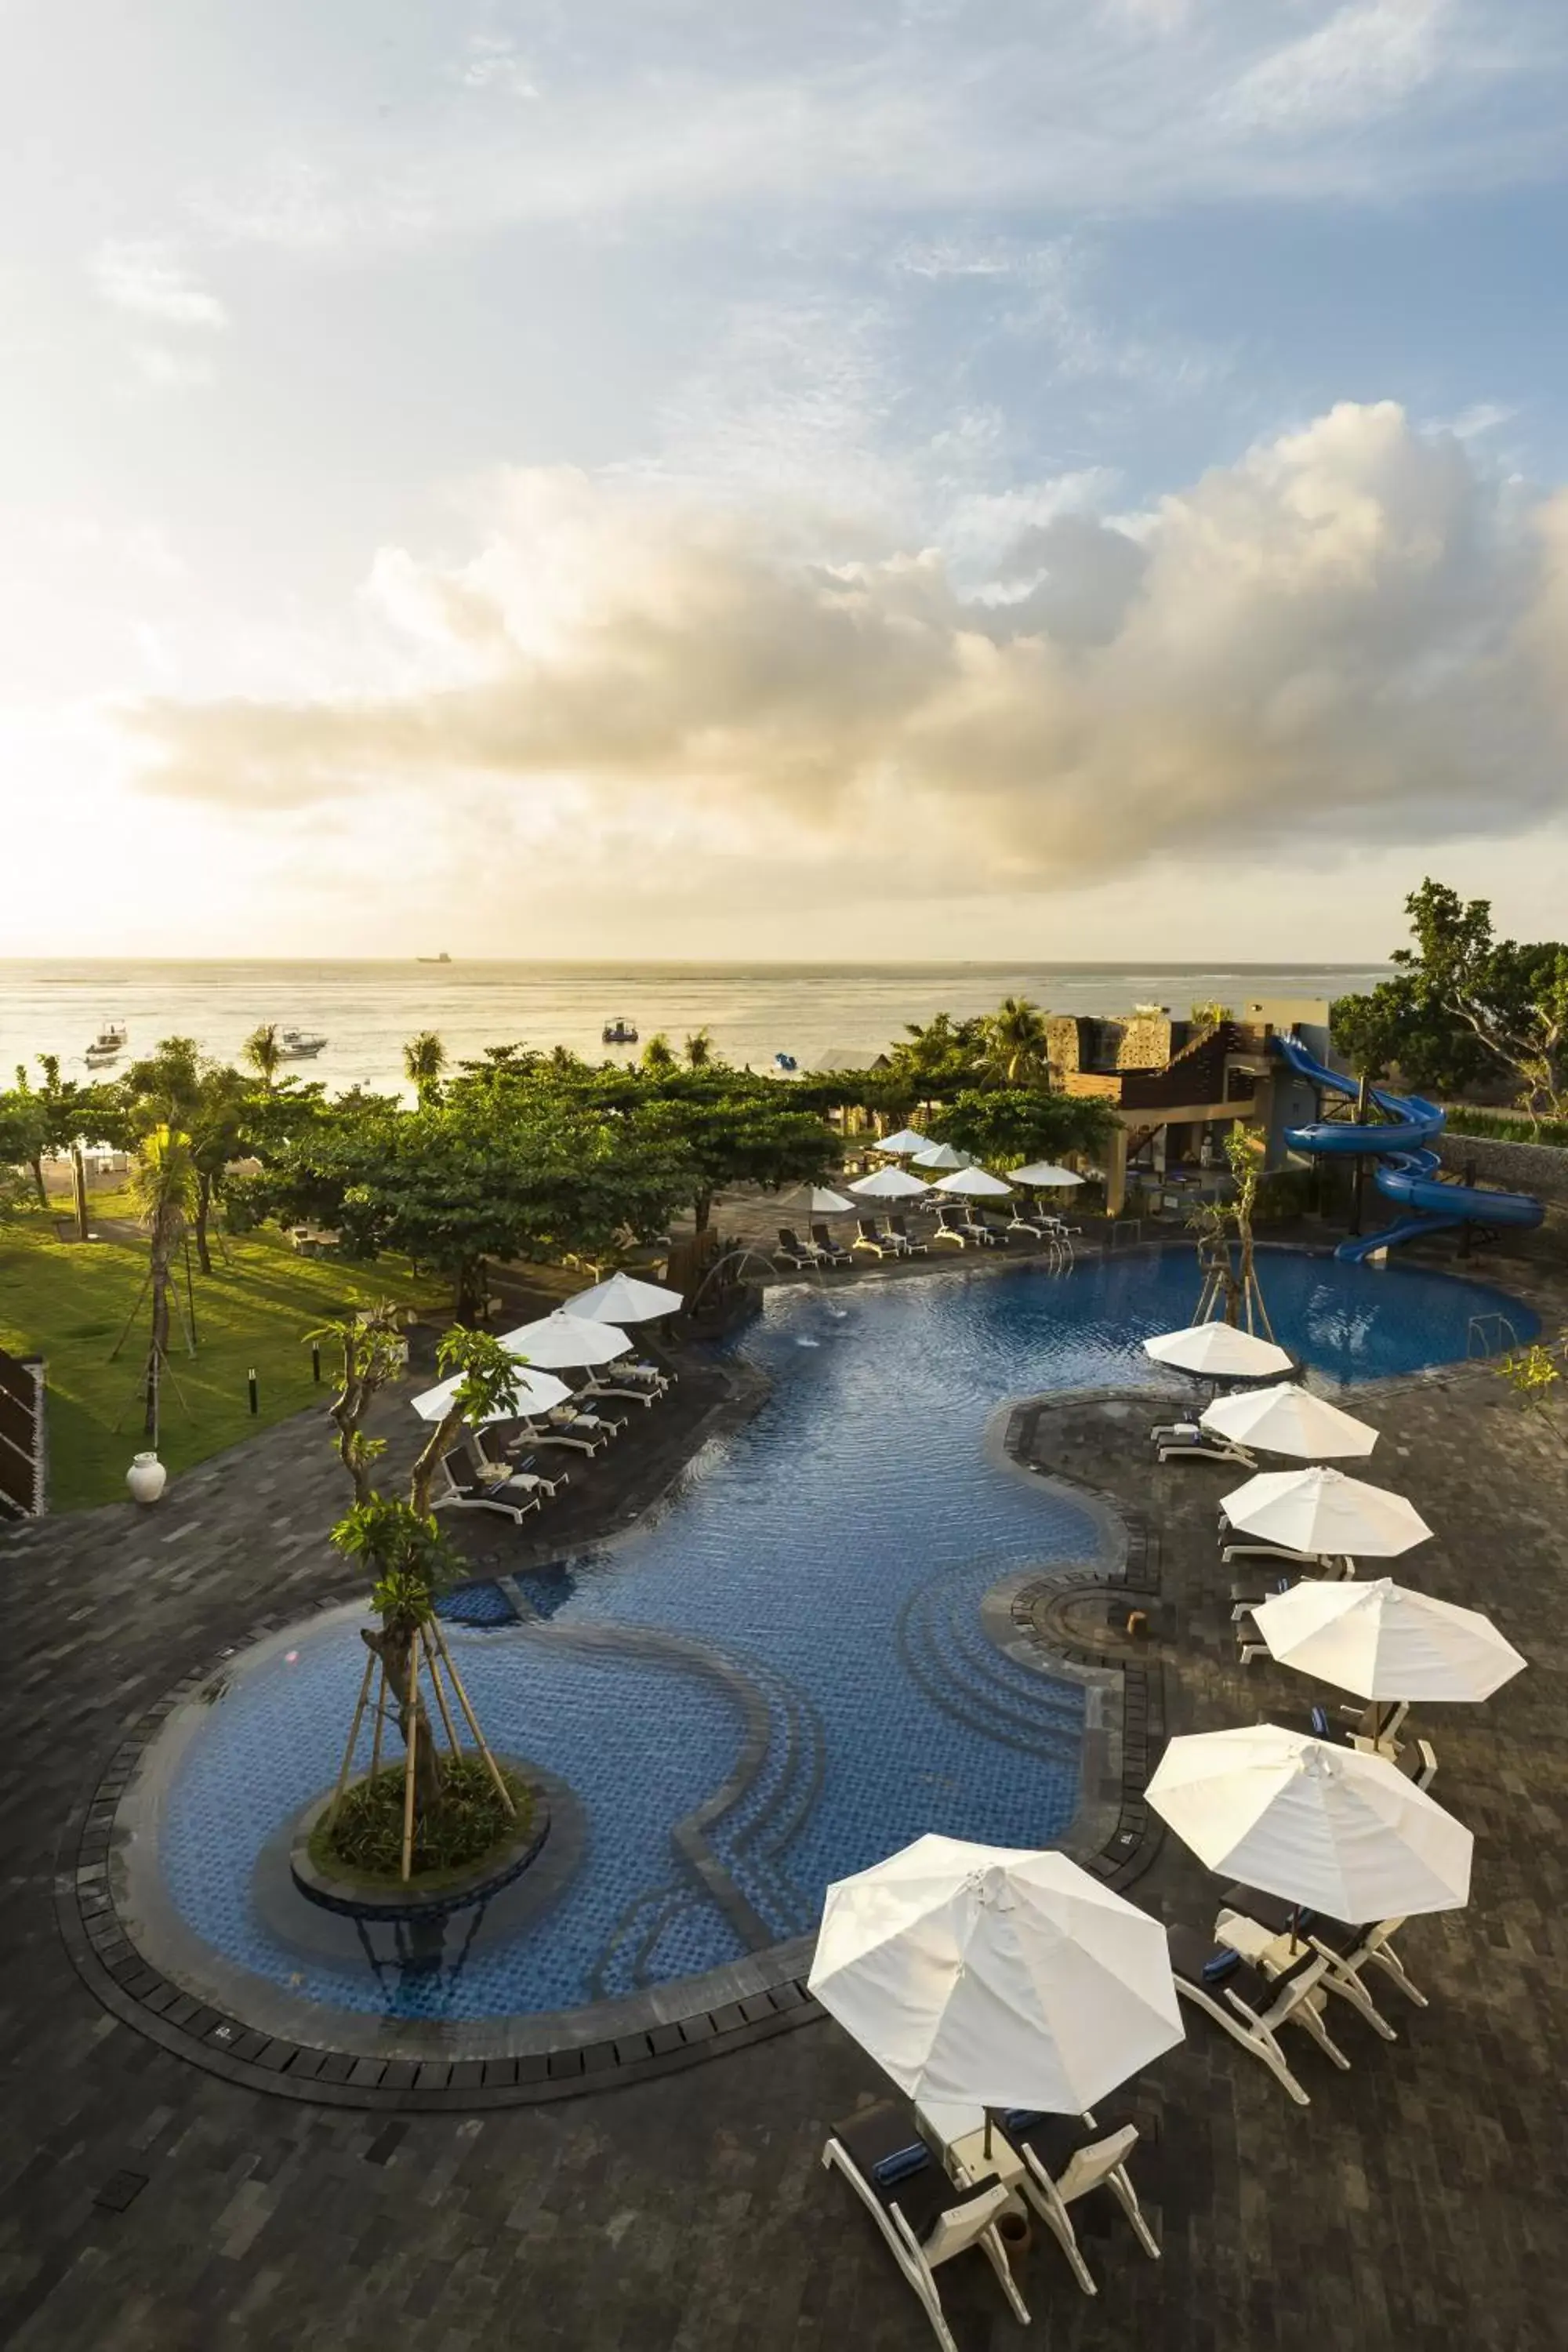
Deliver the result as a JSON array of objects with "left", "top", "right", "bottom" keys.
[
  {"left": 987, "top": 996, "right": 1051, "bottom": 1085},
  {"left": 130, "top": 1122, "right": 198, "bottom": 1441},
  {"left": 403, "top": 1030, "right": 447, "bottom": 1105},
  {"left": 684, "top": 1028, "right": 715, "bottom": 1069},
  {"left": 641, "top": 1033, "right": 677, "bottom": 1074},
  {"left": 243, "top": 1021, "right": 282, "bottom": 1091}
]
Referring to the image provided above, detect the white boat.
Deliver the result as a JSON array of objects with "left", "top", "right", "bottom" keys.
[
  {"left": 84, "top": 1019, "right": 128, "bottom": 1066},
  {"left": 277, "top": 1025, "right": 328, "bottom": 1060}
]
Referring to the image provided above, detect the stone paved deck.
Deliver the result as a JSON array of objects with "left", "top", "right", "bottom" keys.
[{"left": 3, "top": 1247, "right": 1568, "bottom": 2349}]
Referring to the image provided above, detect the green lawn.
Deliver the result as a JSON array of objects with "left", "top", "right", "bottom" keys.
[{"left": 0, "top": 1206, "right": 449, "bottom": 1512}]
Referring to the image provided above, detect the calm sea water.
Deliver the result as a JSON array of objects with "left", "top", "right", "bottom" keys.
[{"left": 0, "top": 959, "right": 1388, "bottom": 1101}]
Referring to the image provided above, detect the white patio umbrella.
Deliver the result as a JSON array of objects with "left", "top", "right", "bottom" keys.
[
  {"left": 809, "top": 1835, "right": 1184, "bottom": 2136},
  {"left": 799, "top": 1185, "right": 856, "bottom": 1214},
  {"left": 877, "top": 1127, "right": 931, "bottom": 1156},
  {"left": 1252, "top": 1578, "right": 1526, "bottom": 1711},
  {"left": 1221, "top": 1465, "right": 1432, "bottom": 1559},
  {"left": 1144, "top": 1323, "right": 1293, "bottom": 1379},
  {"left": 497, "top": 1309, "right": 633, "bottom": 1368},
  {"left": 849, "top": 1165, "right": 931, "bottom": 1200},
  {"left": 1147, "top": 1724, "right": 1472, "bottom": 1922},
  {"left": 411, "top": 1362, "right": 572, "bottom": 1425},
  {"left": 935, "top": 1165, "right": 1014, "bottom": 1198},
  {"left": 912, "top": 1142, "right": 971, "bottom": 1171},
  {"left": 1011, "top": 1163, "right": 1086, "bottom": 1189},
  {"left": 1200, "top": 1383, "right": 1377, "bottom": 1461},
  {"left": 564, "top": 1271, "right": 683, "bottom": 1323}
]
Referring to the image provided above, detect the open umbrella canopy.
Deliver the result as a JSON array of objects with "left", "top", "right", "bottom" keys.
[
  {"left": 1201, "top": 1382, "right": 1377, "bottom": 1460},
  {"left": 935, "top": 1165, "right": 1013, "bottom": 1198},
  {"left": 563, "top": 1272, "right": 683, "bottom": 1323},
  {"left": 411, "top": 1363, "right": 571, "bottom": 1425},
  {"left": 1252, "top": 1578, "right": 1526, "bottom": 1704},
  {"left": 1221, "top": 1465, "right": 1432, "bottom": 1559},
  {"left": 877, "top": 1127, "right": 931, "bottom": 1156},
  {"left": 912, "top": 1142, "right": 971, "bottom": 1171},
  {"left": 808, "top": 1834, "right": 1184, "bottom": 2116},
  {"left": 497, "top": 1310, "right": 632, "bottom": 1368},
  {"left": 1144, "top": 1323, "right": 1293, "bottom": 1378},
  {"left": 1148, "top": 1725, "right": 1472, "bottom": 1922},
  {"left": 800, "top": 1185, "right": 856, "bottom": 1214},
  {"left": 849, "top": 1165, "right": 931, "bottom": 1200},
  {"left": 1011, "top": 1163, "right": 1086, "bottom": 1188}
]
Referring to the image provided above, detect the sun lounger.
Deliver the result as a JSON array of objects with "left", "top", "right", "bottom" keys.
[
  {"left": 1222, "top": 1883, "right": 1432, "bottom": 2016},
  {"left": 810, "top": 1221, "right": 855, "bottom": 1265},
  {"left": 778, "top": 1225, "right": 827, "bottom": 1265},
  {"left": 1338, "top": 1697, "right": 1410, "bottom": 1746},
  {"left": 822, "top": 2100, "right": 1028, "bottom": 2350},
  {"left": 431, "top": 1447, "right": 541, "bottom": 1524},
  {"left": 474, "top": 1437, "right": 568, "bottom": 1498},
  {"left": 958, "top": 1209, "right": 1007, "bottom": 1245},
  {"left": 888, "top": 1216, "right": 929, "bottom": 1255},
  {"left": 931, "top": 1207, "right": 972, "bottom": 1249},
  {"left": 517, "top": 1413, "right": 608, "bottom": 1456},
  {"left": 985, "top": 2109, "right": 1159, "bottom": 2296},
  {"left": 853, "top": 1218, "right": 898, "bottom": 1257},
  {"left": 1167, "top": 1923, "right": 1348, "bottom": 2106},
  {"left": 1154, "top": 1423, "right": 1258, "bottom": 1468}
]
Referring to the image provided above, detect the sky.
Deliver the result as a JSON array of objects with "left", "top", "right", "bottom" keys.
[{"left": 4, "top": 0, "right": 1568, "bottom": 961}]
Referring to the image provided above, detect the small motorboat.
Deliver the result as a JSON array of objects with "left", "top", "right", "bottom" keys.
[
  {"left": 84, "top": 1019, "right": 128, "bottom": 1066},
  {"left": 601, "top": 1018, "right": 640, "bottom": 1045},
  {"left": 773, "top": 1051, "right": 798, "bottom": 1073},
  {"left": 277, "top": 1025, "right": 328, "bottom": 1060}
]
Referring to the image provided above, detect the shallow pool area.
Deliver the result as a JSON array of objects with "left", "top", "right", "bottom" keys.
[{"left": 149, "top": 1247, "right": 1535, "bottom": 2027}]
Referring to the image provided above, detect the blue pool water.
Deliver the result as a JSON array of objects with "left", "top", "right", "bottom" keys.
[{"left": 156, "top": 1247, "right": 1533, "bottom": 2021}]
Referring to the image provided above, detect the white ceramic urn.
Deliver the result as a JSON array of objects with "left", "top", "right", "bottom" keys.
[{"left": 126, "top": 1451, "right": 167, "bottom": 1504}]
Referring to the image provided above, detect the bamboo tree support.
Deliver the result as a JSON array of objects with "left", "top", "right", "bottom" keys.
[
  {"left": 369, "top": 1666, "right": 387, "bottom": 1777},
  {"left": 426, "top": 1620, "right": 515, "bottom": 1816},
  {"left": 327, "top": 1652, "right": 379, "bottom": 1828},
  {"left": 419, "top": 1625, "right": 463, "bottom": 1754},
  {"left": 400, "top": 1647, "right": 420, "bottom": 1881}
]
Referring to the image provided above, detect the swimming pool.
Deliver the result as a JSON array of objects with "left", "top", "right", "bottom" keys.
[{"left": 154, "top": 1247, "right": 1534, "bottom": 2025}]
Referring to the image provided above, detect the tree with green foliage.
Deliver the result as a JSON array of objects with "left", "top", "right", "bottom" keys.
[
  {"left": 243, "top": 1022, "right": 283, "bottom": 1090},
  {"left": 985, "top": 996, "right": 1051, "bottom": 1084},
  {"left": 640, "top": 1033, "right": 677, "bottom": 1074},
  {"left": 7, "top": 1055, "right": 116, "bottom": 1207},
  {"left": 931, "top": 1087, "right": 1116, "bottom": 1170},
  {"left": 1331, "top": 878, "right": 1568, "bottom": 1124},
  {"left": 1189, "top": 1129, "right": 1271, "bottom": 1335},
  {"left": 0, "top": 1079, "right": 49, "bottom": 1211},
  {"left": 630, "top": 1071, "right": 837, "bottom": 1229},
  {"left": 1190, "top": 1000, "right": 1233, "bottom": 1033},
  {"left": 118, "top": 1037, "right": 254, "bottom": 1273},
  {"left": 887, "top": 1011, "right": 993, "bottom": 1099},
  {"left": 130, "top": 1122, "right": 199, "bottom": 1441},
  {"left": 317, "top": 1312, "right": 528, "bottom": 1864},
  {"left": 683, "top": 1028, "right": 715, "bottom": 1069},
  {"left": 403, "top": 1031, "right": 447, "bottom": 1105}
]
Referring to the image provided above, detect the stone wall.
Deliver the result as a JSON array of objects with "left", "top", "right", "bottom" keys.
[{"left": 1436, "top": 1129, "right": 1568, "bottom": 1208}]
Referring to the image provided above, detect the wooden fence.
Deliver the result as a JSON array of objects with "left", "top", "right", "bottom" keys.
[{"left": 0, "top": 1342, "right": 47, "bottom": 1518}]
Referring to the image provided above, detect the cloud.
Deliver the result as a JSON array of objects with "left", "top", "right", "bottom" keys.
[
  {"left": 132, "top": 345, "right": 219, "bottom": 393},
  {"left": 93, "top": 239, "right": 227, "bottom": 329},
  {"left": 1219, "top": 1, "right": 1449, "bottom": 131},
  {"left": 125, "top": 405, "right": 1568, "bottom": 898}
]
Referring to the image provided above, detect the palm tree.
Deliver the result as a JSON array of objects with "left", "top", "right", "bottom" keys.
[
  {"left": 641, "top": 1033, "right": 677, "bottom": 1074},
  {"left": 403, "top": 1030, "right": 447, "bottom": 1105},
  {"left": 243, "top": 1022, "right": 282, "bottom": 1091},
  {"left": 130, "top": 1123, "right": 198, "bottom": 1442},
  {"left": 684, "top": 1029, "right": 715, "bottom": 1069},
  {"left": 986, "top": 996, "right": 1051, "bottom": 1085}
]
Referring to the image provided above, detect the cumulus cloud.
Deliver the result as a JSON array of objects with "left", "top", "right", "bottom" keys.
[
  {"left": 126, "top": 404, "right": 1568, "bottom": 894},
  {"left": 93, "top": 238, "right": 227, "bottom": 329}
]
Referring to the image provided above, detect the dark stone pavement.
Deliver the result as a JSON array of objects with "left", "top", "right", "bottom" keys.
[{"left": 3, "top": 1249, "right": 1568, "bottom": 2350}]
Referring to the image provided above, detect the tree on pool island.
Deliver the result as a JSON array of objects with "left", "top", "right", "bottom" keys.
[
  {"left": 314, "top": 1310, "right": 530, "bottom": 1880},
  {"left": 1189, "top": 1128, "right": 1272, "bottom": 1336}
]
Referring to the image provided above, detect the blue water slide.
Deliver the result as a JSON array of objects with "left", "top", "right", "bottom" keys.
[{"left": 1269, "top": 1033, "right": 1542, "bottom": 1262}]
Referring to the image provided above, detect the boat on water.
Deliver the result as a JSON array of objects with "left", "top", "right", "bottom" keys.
[
  {"left": 83, "top": 1019, "right": 128, "bottom": 1066},
  {"left": 417, "top": 953, "right": 452, "bottom": 964},
  {"left": 277, "top": 1025, "right": 328, "bottom": 1060},
  {"left": 601, "top": 1017, "right": 640, "bottom": 1045}
]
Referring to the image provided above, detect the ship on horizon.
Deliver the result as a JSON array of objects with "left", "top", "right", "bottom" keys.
[{"left": 417, "top": 952, "right": 452, "bottom": 964}]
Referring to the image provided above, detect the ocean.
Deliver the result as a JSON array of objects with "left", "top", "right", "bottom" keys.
[{"left": 0, "top": 960, "right": 1389, "bottom": 1101}]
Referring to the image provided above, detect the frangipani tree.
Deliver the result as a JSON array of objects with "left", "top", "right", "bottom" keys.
[
  {"left": 315, "top": 1309, "right": 532, "bottom": 1878},
  {"left": 1189, "top": 1127, "right": 1272, "bottom": 1338}
]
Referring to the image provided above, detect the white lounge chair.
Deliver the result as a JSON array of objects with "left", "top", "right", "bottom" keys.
[
  {"left": 431, "top": 1448, "right": 541, "bottom": 1524},
  {"left": 987, "top": 2109, "right": 1160, "bottom": 2295},
  {"left": 1218, "top": 1881, "right": 1428, "bottom": 2034},
  {"left": 517, "top": 1413, "right": 608, "bottom": 1457},
  {"left": 1154, "top": 1423, "right": 1258, "bottom": 1468},
  {"left": 1167, "top": 1925, "right": 1349, "bottom": 2106},
  {"left": 822, "top": 2102, "right": 1029, "bottom": 2352}
]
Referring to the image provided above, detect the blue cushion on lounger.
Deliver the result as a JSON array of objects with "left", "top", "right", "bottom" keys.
[
  {"left": 1309, "top": 1705, "right": 1332, "bottom": 1737},
  {"left": 873, "top": 2143, "right": 931, "bottom": 2188},
  {"left": 1003, "top": 2110, "right": 1047, "bottom": 2135},
  {"left": 1202, "top": 1948, "right": 1241, "bottom": 1984}
]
